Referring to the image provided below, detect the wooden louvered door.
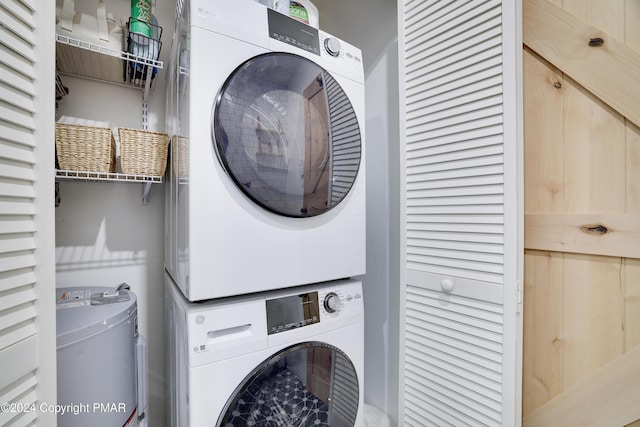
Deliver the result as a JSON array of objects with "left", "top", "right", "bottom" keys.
[
  {"left": 0, "top": 0, "right": 56, "bottom": 425},
  {"left": 398, "top": 1, "right": 523, "bottom": 426}
]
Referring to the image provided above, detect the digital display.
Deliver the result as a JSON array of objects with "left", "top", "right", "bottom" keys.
[
  {"left": 266, "top": 291, "right": 320, "bottom": 335},
  {"left": 267, "top": 8, "right": 320, "bottom": 55}
]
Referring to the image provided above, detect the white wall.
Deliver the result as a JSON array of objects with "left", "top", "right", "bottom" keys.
[
  {"left": 55, "top": 181, "right": 166, "bottom": 424},
  {"left": 317, "top": 1, "right": 400, "bottom": 423},
  {"left": 54, "top": 1, "right": 173, "bottom": 425},
  {"left": 362, "top": 39, "right": 400, "bottom": 424},
  {"left": 318, "top": 0, "right": 397, "bottom": 72}
]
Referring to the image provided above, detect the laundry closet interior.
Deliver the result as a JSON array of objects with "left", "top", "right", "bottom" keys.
[
  {"left": 53, "top": 0, "right": 397, "bottom": 426},
  {"left": 4, "top": 0, "right": 640, "bottom": 425}
]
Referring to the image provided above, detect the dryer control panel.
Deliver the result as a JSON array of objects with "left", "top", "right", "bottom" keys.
[{"left": 267, "top": 8, "right": 320, "bottom": 55}]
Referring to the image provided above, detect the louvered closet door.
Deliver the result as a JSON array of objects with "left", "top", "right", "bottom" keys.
[
  {"left": 398, "top": 1, "right": 523, "bottom": 426},
  {"left": 0, "top": 0, "right": 56, "bottom": 425}
]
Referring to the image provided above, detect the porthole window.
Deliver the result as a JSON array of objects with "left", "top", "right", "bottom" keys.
[
  {"left": 217, "top": 342, "right": 359, "bottom": 427},
  {"left": 213, "top": 53, "right": 361, "bottom": 217}
]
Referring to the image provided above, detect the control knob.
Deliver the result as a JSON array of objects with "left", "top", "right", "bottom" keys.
[
  {"left": 324, "top": 292, "right": 341, "bottom": 313},
  {"left": 324, "top": 38, "right": 341, "bottom": 57}
]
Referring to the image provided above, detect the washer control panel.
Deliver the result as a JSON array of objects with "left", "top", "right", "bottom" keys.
[
  {"left": 265, "top": 282, "right": 363, "bottom": 336},
  {"left": 319, "top": 286, "right": 362, "bottom": 318},
  {"left": 266, "top": 291, "right": 321, "bottom": 335},
  {"left": 323, "top": 292, "right": 340, "bottom": 313}
]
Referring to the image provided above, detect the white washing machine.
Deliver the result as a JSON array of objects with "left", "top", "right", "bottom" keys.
[
  {"left": 165, "top": 274, "right": 364, "bottom": 426},
  {"left": 165, "top": 0, "right": 366, "bottom": 301}
]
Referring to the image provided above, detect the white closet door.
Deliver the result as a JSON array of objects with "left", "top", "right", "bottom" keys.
[
  {"left": 398, "top": 1, "right": 523, "bottom": 426},
  {"left": 0, "top": 0, "right": 56, "bottom": 425}
]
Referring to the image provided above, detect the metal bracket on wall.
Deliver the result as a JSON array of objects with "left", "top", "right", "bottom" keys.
[
  {"left": 142, "top": 182, "right": 153, "bottom": 205},
  {"left": 141, "top": 74, "right": 151, "bottom": 202},
  {"left": 142, "top": 100, "right": 149, "bottom": 131},
  {"left": 55, "top": 182, "right": 61, "bottom": 207},
  {"left": 140, "top": 68, "right": 155, "bottom": 202},
  {"left": 142, "top": 66, "right": 153, "bottom": 106}
]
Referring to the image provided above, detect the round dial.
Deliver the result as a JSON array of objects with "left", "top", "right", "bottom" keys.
[
  {"left": 324, "top": 292, "right": 341, "bottom": 313},
  {"left": 324, "top": 38, "right": 341, "bottom": 57}
]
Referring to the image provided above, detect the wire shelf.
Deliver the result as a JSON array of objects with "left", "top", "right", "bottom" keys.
[
  {"left": 56, "top": 169, "right": 163, "bottom": 183},
  {"left": 55, "top": 169, "right": 162, "bottom": 205},
  {"left": 55, "top": 34, "right": 164, "bottom": 98}
]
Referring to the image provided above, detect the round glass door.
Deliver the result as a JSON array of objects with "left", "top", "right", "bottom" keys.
[
  {"left": 217, "top": 342, "right": 359, "bottom": 427},
  {"left": 213, "top": 53, "right": 361, "bottom": 218}
]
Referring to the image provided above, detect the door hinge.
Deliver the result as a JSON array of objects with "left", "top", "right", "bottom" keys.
[{"left": 516, "top": 280, "right": 523, "bottom": 314}]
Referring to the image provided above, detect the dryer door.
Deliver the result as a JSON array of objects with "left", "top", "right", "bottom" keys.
[
  {"left": 213, "top": 53, "right": 361, "bottom": 218},
  {"left": 217, "top": 342, "right": 359, "bottom": 427}
]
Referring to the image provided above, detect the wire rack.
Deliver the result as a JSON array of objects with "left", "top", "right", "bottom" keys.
[
  {"left": 54, "top": 20, "right": 165, "bottom": 204},
  {"left": 55, "top": 33, "right": 163, "bottom": 100},
  {"left": 55, "top": 169, "right": 163, "bottom": 205},
  {"left": 55, "top": 169, "right": 163, "bottom": 183}
]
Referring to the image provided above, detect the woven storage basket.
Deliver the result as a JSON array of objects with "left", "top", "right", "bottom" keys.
[
  {"left": 119, "top": 128, "right": 169, "bottom": 176},
  {"left": 173, "top": 135, "right": 189, "bottom": 178},
  {"left": 55, "top": 123, "right": 116, "bottom": 172}
]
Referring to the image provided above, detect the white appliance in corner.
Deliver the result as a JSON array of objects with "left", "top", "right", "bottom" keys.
[
  {"left": 56, "top": 285, "right": 148, "bottom": 427},
  {"left": 165, "top": 274, "right": 364, "bottom": 426},
  {"left": 164, "top": 0, "right": 366, "bottom": 301}
]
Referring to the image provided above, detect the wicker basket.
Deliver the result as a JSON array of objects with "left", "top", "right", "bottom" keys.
[
  {"left": 173, "top": 135, "right": 189, "bottom": 178},
  {"left": 55, "top": 123, "right": 116, "bottom": 172},
  {"left": 118, "top": 128, "right": 169, "bottom": 176}
]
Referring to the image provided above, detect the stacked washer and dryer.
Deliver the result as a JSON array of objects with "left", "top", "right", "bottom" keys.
[{"left": 164, "top": 0, "right": 366, "bottom": 425}]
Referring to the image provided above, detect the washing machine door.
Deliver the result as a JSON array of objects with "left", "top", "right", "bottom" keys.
[
  {"left": 217, "top": 342, "right": 359, "bottom": 427},
  {"left": 213, "top": 53, "right": 361, "bottom": 218}
]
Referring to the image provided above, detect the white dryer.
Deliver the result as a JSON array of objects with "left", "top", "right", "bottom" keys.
[
  {"left": 165, "top": 274, "right": 364, "bottom": 426},
  {"left": 165, "top": 0, "right": 366, "bottom": 301}
]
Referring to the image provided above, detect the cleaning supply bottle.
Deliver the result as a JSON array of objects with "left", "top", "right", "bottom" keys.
[
  {"left": 289, "top": 0, "right": 318, "bottom": 28},
  {"left": 131, "top": 0, "right": 152, "bottom": 37},
  {"left": 255, "top": 0, "right": 290, "bottom": 17},
  {"left": 273, "top": 0, "right": 290, "bottom": 16}
]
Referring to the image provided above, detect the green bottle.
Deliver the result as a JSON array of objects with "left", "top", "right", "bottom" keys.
[
  {"left": 131, "top": 0, "right": 152, "bottom": 37},
  {"left": 289, "top": 1, "right": 309, "bottom": 25}
]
